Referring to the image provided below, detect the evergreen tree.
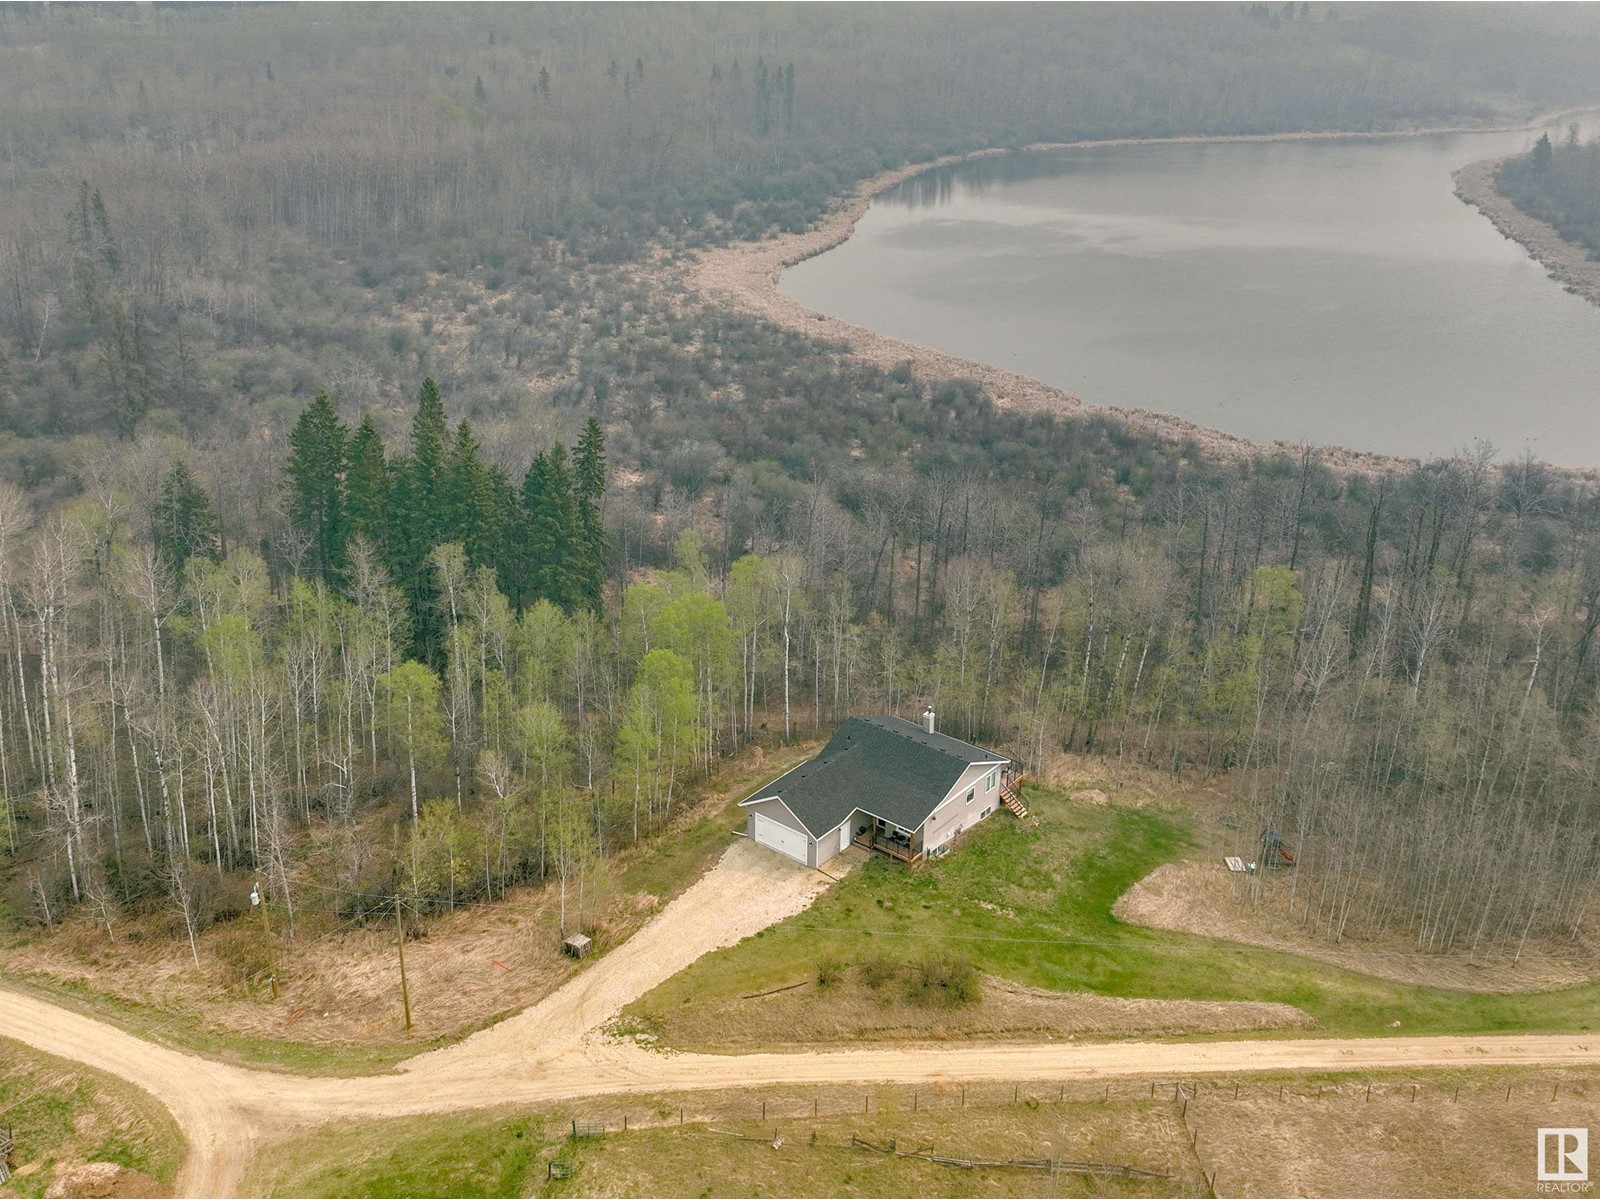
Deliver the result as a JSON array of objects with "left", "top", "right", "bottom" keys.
[
  {"left": 520, "top": 450, "right": 553, "bottom": 603},
  {"left": 489, "top": 464, "right": 529, "bottom": 608},
  {"left": 345, "top": 413, "right": 390, "bottom": 553},
  {"left": 572, "top": 418, "right": 608, "bottom": 612},
  {"left": 522, "top": 445, "right": 583, "bottom": 610},
  {"left": 390, "top": 379, "right": 451, "bottom": 663},
  {"left": 285, "top": 392, "right": 349, "bottom": 583},
  {"left": 153, "top": 460, "right": 221, "bottom": 577},
  {"left": 444, "top": 419, "right": 497, "bottom": 567}
]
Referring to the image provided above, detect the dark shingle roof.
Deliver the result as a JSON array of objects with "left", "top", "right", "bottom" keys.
[{"left": 743, "top": 716, "right": 1006, "bottom": 838}]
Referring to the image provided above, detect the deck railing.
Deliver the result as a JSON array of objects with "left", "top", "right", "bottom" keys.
[{"left": 854, "top": 832, "right": 923, "bottom": 865}]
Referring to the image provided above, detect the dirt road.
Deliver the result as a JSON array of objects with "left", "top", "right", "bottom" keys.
[{"left": 5, "top": 840, "right": 1600, "bottom": 1197}]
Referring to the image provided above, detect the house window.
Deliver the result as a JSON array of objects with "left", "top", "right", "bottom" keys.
[
  {"left": 965, "top": 789, "right": 975, "bottom": 805},
  {"left": 987, "top": 771, "right": 996, "bottom": 791}
]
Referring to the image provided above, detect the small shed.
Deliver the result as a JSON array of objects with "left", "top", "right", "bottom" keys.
[{"left": 562, "top": 933, "right": 592, "bottom": 959}]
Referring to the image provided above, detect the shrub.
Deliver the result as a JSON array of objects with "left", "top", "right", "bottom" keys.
[
  {"left": 857, "top": 950, "right": 899, "bottom": 990},
  {"left": 905, "top": 952, "right": 980, "bottom": 1008},
  {"left": 816, "top": 954, "right": 845, "bottom": 991}
]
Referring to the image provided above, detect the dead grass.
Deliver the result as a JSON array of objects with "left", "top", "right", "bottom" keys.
[
  {"left": 1033, "top": 750, "right": 1229, "bottom": 811},
  {"left": 249, "top": 1067, "right": 1600, "bottom": 1199},
  {"left": 1116, "top": 860, "right": 1600, "bottom": 994},
  {"left": 629, "top": 973, "right": 1311, "bottom": 1054},
  {"left": 1185, "top": 1067, "right": 1600, "bottom": 1198}
]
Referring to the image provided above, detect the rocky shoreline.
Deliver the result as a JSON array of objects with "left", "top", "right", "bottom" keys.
[
  {"left": 1454, "top": 156, "right": 1600, "bottom": 311},
  {"left": 687, "top": 113, "right": 1598, "bottom": 477}
]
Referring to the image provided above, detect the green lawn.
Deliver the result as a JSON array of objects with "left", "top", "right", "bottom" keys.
[
  {"left": 247, "top": 1109, "right": 559, "bottom": 1199},
  {"left": 0, "top": 1037, "right": 184, "bottom": 1199},
  {"left": 629, "top": 787, "right": 1600, "bottom": 1040}
]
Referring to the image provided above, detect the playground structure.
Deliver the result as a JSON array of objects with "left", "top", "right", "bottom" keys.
[{"left": 1260, "top": 830, "right": 1297, "bottom": 870}]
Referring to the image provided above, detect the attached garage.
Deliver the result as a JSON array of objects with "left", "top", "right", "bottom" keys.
[{"left": 751, "top": 811, "right": 809, "bottom": 864}]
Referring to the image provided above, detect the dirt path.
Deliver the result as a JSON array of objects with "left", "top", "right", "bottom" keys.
[{"left": 5, "top": 839, "right": 1600, "bottom": 1197}]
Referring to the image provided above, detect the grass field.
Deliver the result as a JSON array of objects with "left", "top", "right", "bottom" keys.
[
  {"left": 246, "top": 1067, "right": 1600, "bottom": 1198},
  {"left": 0, "top": 1037, "right": 184, "bottom": 1199},
  {"left": 627, "top": 786, "right": 1600, "bottom": 1047}
]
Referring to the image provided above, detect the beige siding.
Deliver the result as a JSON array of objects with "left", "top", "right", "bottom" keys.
[
  {"left": 917, "top": 760, "right": 1006, "bottom": 856},
  {"left": 813, "top": 810, "right": 862, "bottom": 868},
  {"left": 743, "top": 796, "right": 807, "bottom": 836}
]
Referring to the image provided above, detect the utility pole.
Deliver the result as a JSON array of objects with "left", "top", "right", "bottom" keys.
[
  {"left": 395, "top": 896, "right": 412, "bottom": 1032},
  {"left": 252, "top": 879, "right": 277, "bottom": 999}
]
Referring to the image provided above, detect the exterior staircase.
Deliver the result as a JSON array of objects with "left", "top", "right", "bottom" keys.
[{"left": 999, "top": 774, "right": 1029, "bottom": 819}]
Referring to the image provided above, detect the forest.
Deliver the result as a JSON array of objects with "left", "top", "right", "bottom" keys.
[
  {"left": 1497, "top": 125, "right": 1600, "bottom": 257},
  {"left": 1, "top": 4, "right": 1599, "bottom": 967}
]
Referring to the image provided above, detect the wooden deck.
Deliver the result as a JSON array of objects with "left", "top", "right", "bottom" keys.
[{"left": 854, "top": 832, "right": 924, "bottom": 865}]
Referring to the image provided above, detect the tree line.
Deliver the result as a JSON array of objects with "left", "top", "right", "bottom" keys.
[
  {"left": 0, "top": 377, "right": 1595, "bottom": 963},
  {"left": 1497, "top": 123, "right": 1600, "bottom": 257},
  {"left": 6, "top": 4, "right": 1600, "bottom": 451}
]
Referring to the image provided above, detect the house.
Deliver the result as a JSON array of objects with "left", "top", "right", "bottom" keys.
[{"left": 739, "top": 708, "right": 1018, "bottom": 868}]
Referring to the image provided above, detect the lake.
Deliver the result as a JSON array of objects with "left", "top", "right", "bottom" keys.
[{"left": 780, "top": 121, "right": 1600, "bottom": 467}]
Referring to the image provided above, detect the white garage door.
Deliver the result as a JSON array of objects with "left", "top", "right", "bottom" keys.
[{"left": 753, "top": 812, "right": 809, "bottom": 864}]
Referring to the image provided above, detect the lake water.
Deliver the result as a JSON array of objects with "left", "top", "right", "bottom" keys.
[{"left": 781, "top": 121, "right": 1600, "bottom": 466}]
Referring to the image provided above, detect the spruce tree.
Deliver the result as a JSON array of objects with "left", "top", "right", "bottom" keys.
[
  {"left": 445, "top": 419, "right": 497, "bottom": 567},
  {"left": 488, "top": 464, "right": 528, "bottom": 608},
  {"left": 390, "top": 379, "right": 451, "bottom": 663},
  {"left": 286, "top": 392, "right": 349, "bottom": 583},
  {"left": 522, "top": 447, "right": 583, "bottom": 610},
  {"left": 544, "top": 443, "right": 584, "bottom": 609},
  {"left": 344, "top": 413, "right": 390, "bottom": 553},
  {"left": 153, "top": 460, "right": 221, "bottom": 577},
  {"left": 520, "top": 450, "right": 553, "bottom": 605},
  {"left": 572, "top": 418, "right": 608, "bottom": 612}
]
